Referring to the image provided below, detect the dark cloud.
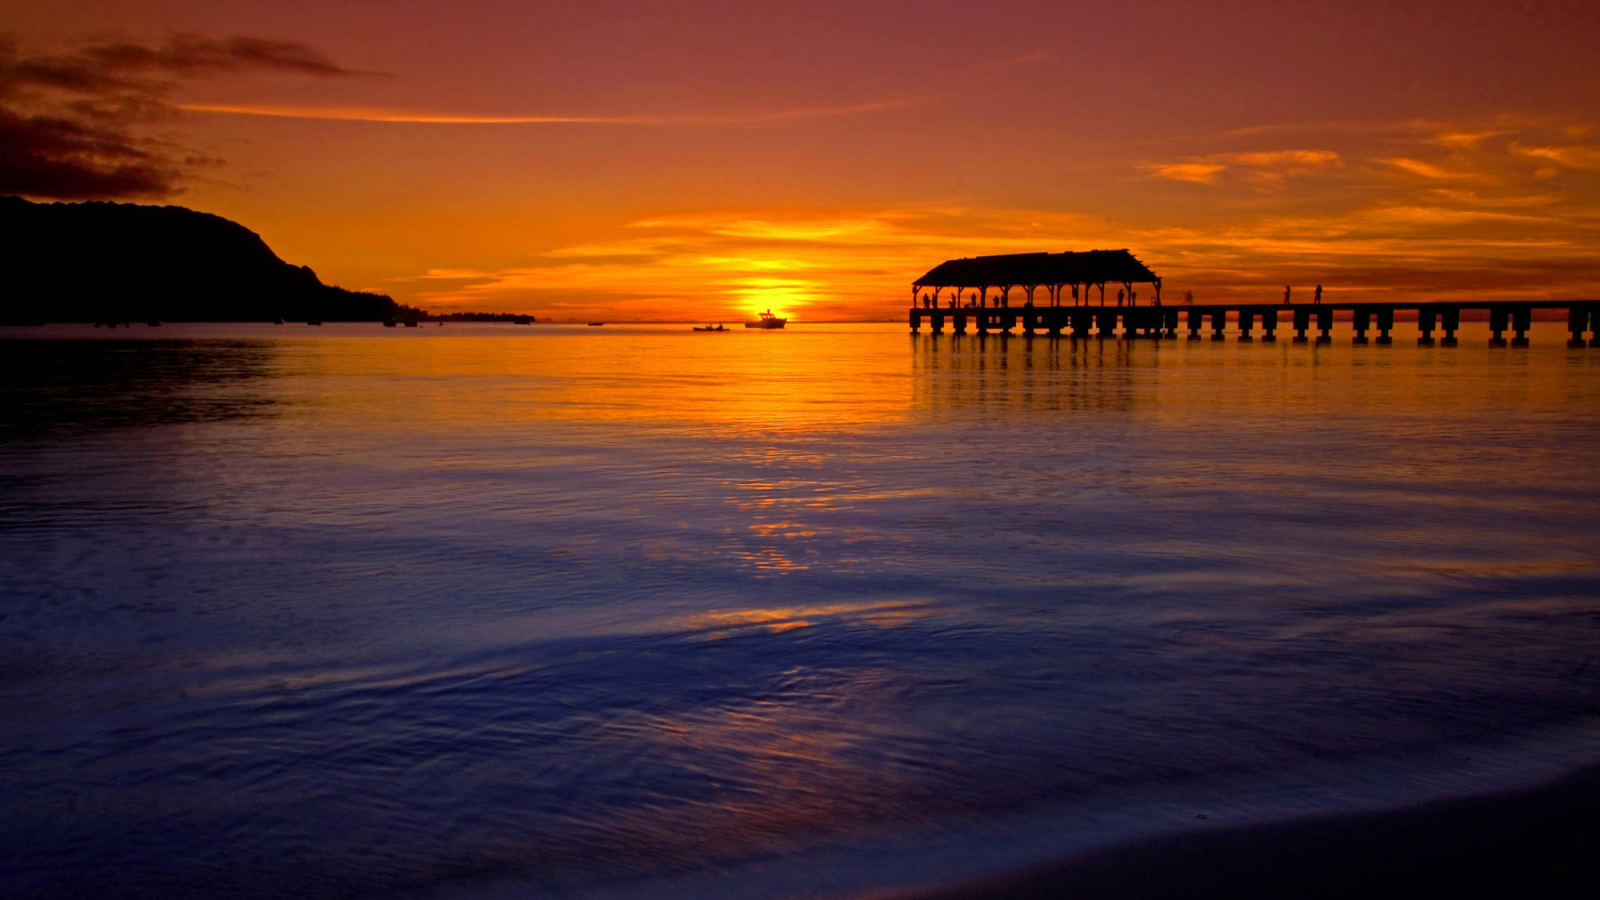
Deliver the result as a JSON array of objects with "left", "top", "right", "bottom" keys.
[
  {"left": 81, "top": 34, "right": 369, "bottom": 81},
  {"left": 0, "top": 33, "right": 372, "bottom": 200},
  {"left": 0, "top": 109, "right": 175, "bottom": 198}
]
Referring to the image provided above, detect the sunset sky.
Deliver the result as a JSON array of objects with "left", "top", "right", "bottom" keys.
[{"left": 5, "top": 1, "right": 1599, "bottom": 320}]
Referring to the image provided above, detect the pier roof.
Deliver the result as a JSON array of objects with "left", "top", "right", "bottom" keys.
[{"left": 913, "top": 250, "right": 1158, "bottom": 288}]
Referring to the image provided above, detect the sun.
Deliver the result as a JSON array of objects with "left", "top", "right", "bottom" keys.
[{"left": 733, "top": 278, "right": 816, "bottom": 321}]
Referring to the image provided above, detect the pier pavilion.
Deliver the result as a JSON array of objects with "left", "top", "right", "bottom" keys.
[
  {"left": 909, "top": 251, "right": 1598, "bottom": 347},
  {"left": 913, "top": 249, "right": 1161, "bottom": 310}
]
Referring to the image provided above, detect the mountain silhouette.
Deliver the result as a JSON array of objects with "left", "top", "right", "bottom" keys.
[{"left": 0, "top": 196, "right": 413, "bottom": 323}]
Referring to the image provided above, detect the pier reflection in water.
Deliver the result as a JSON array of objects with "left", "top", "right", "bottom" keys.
[{"left": 1, "top": 323, "right": 1598, "bottom": 900}]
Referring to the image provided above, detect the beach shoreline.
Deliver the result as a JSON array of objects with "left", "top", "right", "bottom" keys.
[{"left": 877, "top": 765, "right": 1600, "bottom": 900}]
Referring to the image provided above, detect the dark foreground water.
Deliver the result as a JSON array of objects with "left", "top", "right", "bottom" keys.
[{"left": 3, "top": 322, "right": 1599, "bottom": 900}]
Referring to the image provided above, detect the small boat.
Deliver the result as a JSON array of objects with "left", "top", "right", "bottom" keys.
[
  {"left": 693, "top": 324, "right": 727, "bottom": 332},
  {"left": 403, "top": 320, "right": 420, "bottom": 327},
  {"left": 383, "top": 319, "right": 397, "bottom": 327},
  {"left": 273, "top": 318, "right": 285, "bottom": 325},
  {"left": 744, "top": 310, "right": 787, "bottom": 329},
  {"left": 512, "top": 316, "right": 533, "bottom": 325},
  {"left": 587, "top": 322, "right": 605, "bottom": 326}
]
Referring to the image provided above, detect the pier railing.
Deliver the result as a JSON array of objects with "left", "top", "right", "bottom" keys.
[{"left": 909, "top": 301, "right": 1600, "bottom": 347}]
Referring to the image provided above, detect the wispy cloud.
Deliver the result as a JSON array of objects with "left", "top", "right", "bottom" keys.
[
  {"left": 1511, "top": 142, "right": 1600, "bottom": 171},
  {"left": 1143, "top": 162, "right": 1225, "bottom": 184},
  {"left": 1433, "top": 129, "right": 1516, "bottom": 149},
  {"left": 1382, "top": 157, "right": 1492, "bottom": 181},
  {"left": 179, "top": 95, "right": 942, "bottom": 127},
  {"left": 1142, "top": 148, "right": 1340, "bottom": 185}
]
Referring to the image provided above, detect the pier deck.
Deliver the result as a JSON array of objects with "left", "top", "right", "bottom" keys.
[{"left": 909, "top": 300, "right": 1600, "bottom": 347}]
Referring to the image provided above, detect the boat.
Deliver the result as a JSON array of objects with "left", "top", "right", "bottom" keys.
[
  {"left": 744, "top": 310, "right": 787, "bottom": 329},
  {"left": 587, "top": 322, "right": 605, "bottom": 326},
  {"left": 383, "top": 319, "right": 397, "bottom": 327},
  {"left": 692, "top": 324, "right": 727, "bottom": 332}
]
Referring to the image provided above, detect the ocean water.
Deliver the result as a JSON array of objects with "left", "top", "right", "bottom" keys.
[{"left": 2, "top": 322, "right": 1599, "bottom": 900}]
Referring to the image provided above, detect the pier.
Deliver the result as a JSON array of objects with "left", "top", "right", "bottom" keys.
[
  {"left": 908, "top": 251, "right": 1599, "bottom": 346},
  {"left": 909, "top": 301, "right": 1600, "bottom": 347}
]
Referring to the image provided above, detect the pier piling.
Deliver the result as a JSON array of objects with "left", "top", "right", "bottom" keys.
[
  {"left": 1489, "top": 307, "right": 1509, "bottom": 346},
  {"left": 1442, "top": 306, "right": 1460, "bottom": 345}
]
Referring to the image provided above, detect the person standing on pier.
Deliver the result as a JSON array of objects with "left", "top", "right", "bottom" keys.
[
  {"left": 1314, "top": 284, "right": 1323, "bottom": 304},
  {"left": 1284, "top": 285, "right": 1292, "bottom": 305}
]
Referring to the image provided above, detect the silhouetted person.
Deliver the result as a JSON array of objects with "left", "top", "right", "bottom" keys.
[
  {"left": 1117, "top": 288, "right": 1125, "bottom": 306},
  {"left": 1130, "top": 290, "right": 1137, "bottom": 306},
  {"left": 1314, "top": 284, "right": 1323, "bottom": 304},
  {"left": 1283, "top": 285, "right": 1292, "bottom": 305}
]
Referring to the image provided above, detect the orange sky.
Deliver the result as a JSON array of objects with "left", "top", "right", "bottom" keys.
[{"left": 4, "top": 1, "right": 1599, "bottom": 320}]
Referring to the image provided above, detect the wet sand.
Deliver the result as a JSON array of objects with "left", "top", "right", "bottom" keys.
[{"left": 886, "top": 766, "right": 1600, "bottom": 900}]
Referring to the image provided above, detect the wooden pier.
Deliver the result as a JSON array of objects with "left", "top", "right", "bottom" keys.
[
  {"left": 907, "top": 251, "right": 1596, "bottom": 347},
  {"left": 908, "top": 301, "right": 1600, "bottom": 347}
]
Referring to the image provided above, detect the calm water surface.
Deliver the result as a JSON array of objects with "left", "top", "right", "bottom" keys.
[{"left": 3, "top": 322, "right": 1599, "bottom": 899}]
